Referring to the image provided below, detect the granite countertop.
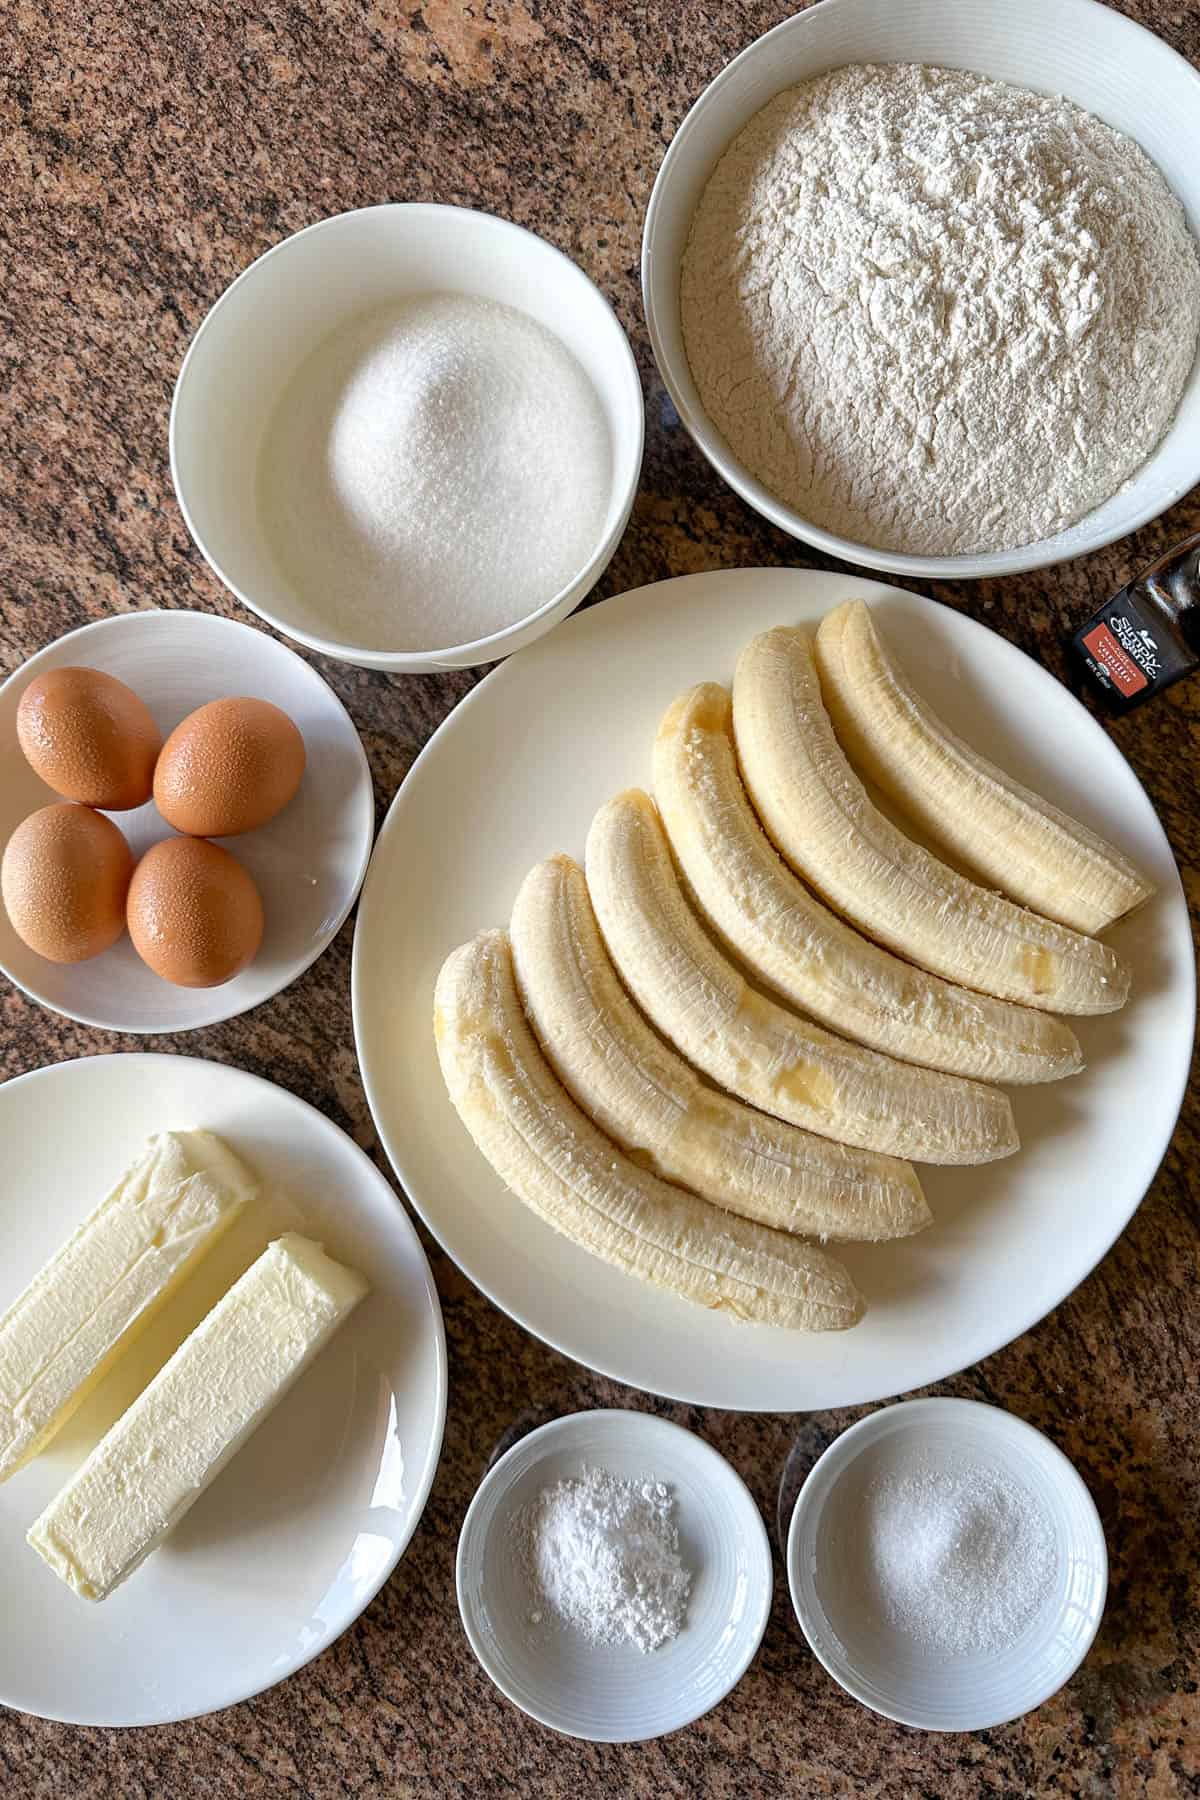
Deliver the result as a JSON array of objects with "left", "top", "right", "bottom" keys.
[{"left": 2, "top": 1, "right": 1198, "bottom": 1793}]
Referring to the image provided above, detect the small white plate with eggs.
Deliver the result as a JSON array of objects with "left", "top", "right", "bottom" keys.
[{"left": 0, "top": 609, "right": 374, "bottom": 1032}]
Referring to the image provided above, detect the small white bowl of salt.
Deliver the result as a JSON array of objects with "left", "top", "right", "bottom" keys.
[
  {"left": 171, "top": 205, "right": 643, "bottom": 672},
  {"left": 456, "top": 1409, "right": 773, "bottom": 1742},
  {"left": 787, "top": 1398, "right": 1107, "bottom": 1732}
]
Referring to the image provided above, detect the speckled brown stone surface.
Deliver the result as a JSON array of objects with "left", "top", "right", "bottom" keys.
[{"left": 1, "top": 2, "right": 1198, "bottom": 1793}]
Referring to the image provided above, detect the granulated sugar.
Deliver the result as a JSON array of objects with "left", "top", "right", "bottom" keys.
[
  {"left": 514, "top": 1464, "right": 691, "bottom": 1653},
  {"left": 258, "top": 293, "right": 611, "bottom": 653},
  {"left": 859, "top": 1454, "right": 1056, "bottom": 1657}
]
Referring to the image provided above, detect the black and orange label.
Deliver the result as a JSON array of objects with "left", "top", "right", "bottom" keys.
[{"left": 1081, "top": 623, "right": 1148, "bottom": 697}]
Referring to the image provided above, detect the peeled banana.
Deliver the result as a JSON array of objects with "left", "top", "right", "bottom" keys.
[
  {"left": 586, "top": 790, "right": 1025, "bottom": 1162},
  {"left": 733, "top": 627, "right": 1129, "bottom": 1014},
  {"left": 511, "top": 853, "right": 930, "bottom": 1240},
  {"left": 652, "top": 685, "right": 1084, "bottom": 1084},
  {"left": 814, "top": 599, "right": 1153, "bottom": 936},
  {"left": 434, "top": 929, "right": 864, "bottom": 1331}
]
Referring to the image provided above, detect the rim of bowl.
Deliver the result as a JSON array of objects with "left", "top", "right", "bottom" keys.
[
  {"left": 455, "top": 1408, "right": 774, "bottom": 1743},
  {"left": 641, "top": 0, "right": 1200, "bottom": 580},
  {"left": 785, "top": 1397, "right": 1109, "bottom": 1731},
  {"left": 0, "top": 609, "right": 375, "bottom": 1034},
  {"left": 170, "top": 203, "right": 645, "bottom": 668}
]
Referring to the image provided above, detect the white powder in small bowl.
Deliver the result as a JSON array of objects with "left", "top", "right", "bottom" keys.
[
  {"left": 513, "top": 1464, "right": 691, "bottom": 1654},
  {"left": 854, "top": 1452, "right": 1057, "bottom": 1658},
  {"left": 258, "top": 293, "right": 612, "bottom": 653}
]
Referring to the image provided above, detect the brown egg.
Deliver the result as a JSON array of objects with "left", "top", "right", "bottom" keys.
[
  {"left": 126, "top": 836, "right": 264, "bottom": 988},
  {"left": 17, "top": 666, "right": 162, "bottom": 810},
  {"left": 153, "top": 698, "right": 305, "bottom": 837},
  {"left": 1, "top": 803, "right": 133, "bottom": 963}
]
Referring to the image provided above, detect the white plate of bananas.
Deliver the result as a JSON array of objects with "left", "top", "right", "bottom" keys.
[{"left": 352, "top": 569, "right": 1192, "bottom": 1411}]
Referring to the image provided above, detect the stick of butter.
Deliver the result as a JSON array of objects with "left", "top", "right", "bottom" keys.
[
  {"left": 28, "top": 1233, "right": 368, "bottom": 1601},
  {"left": 0, "top": 1130, "right": 257, "bottom": 1482}
]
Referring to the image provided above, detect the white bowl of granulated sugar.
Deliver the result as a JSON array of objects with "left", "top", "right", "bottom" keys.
[
  {"left": 171, "top": 205, "right": 643, "bottom": 672},
  {"left": 787, "top": 1399, "right": 1108, "bottom": 1731},
  {"left": 455, "top": 1409, "right": 773, "bottom": 1743},
  {"left": 643, "top": 0, "right": 1200, "bottom": 580}
]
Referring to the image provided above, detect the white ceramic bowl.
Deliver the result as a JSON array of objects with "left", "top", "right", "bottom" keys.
[
  {"left": 0, "top": 610, "right": 374, "bottom": 1032},
  {"left": 171, "top": 204, "right": 644, "bottom": 672},
  {"left": 456, "top": 1410, "right": 773, "bottom": 1742},
  {"left": 787, "top": 1399, "right": 1108, "bottom": 1731},
  {"left": 643, "top": 0, "right": 1200, "bottom": 579}
]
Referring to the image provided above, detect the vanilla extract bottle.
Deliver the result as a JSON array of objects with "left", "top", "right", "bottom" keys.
[{"left": 1069, "top": 533, "right": 1200, "bottom": 712}]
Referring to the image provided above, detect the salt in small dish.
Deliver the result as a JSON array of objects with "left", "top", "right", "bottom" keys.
[
  {"left": 787, "top": 1398, "right": 1108, "bottom": 1731},
  {"left": 456, "top": 1408, "right": 773, "bottom": 1742}
]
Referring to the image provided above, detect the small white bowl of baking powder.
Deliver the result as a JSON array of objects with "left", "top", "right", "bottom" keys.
[
  {"left": 456, "top": 1409, "right": 773, "bottom": 1743},
  {"left": 171, "top": 205, "right": 643, "bottom": 672},
  {"left": 643, "top": 0, "right": 1200, "bottom": 579},
  {"left": 787, "top": 1399, "right": 1107, "bottom": 1731}
]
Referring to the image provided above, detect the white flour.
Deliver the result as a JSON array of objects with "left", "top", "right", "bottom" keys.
[
  {"left": 258, "top": 294, "right": 611, "bottom": 653},
  {"left": 681, "top": 64, "right": 1200, "bottom": 556},
  {"left": 514, "top": 1464, "right": 691, "bottom": 1653}
]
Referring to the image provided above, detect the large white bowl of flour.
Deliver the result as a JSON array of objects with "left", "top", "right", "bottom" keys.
[
  {"left": 643, "top": 0, "right": 1200, "bottom": 578},
  {"left": 172, "top": 206, "right": 643, "bottom": 671}
]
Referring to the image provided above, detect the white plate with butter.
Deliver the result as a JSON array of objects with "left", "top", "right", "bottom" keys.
[
  {"left": 353, "top": 568, "right": 1193, "bottom": 1411},
  {"left": 0, "top": 1053, "right": 446, "bottom": 1725}
]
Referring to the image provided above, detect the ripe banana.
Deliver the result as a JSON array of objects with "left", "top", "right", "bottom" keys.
[
  {"left": 434, "top": 929, "right": 863, "bottom": 1331},
  {"left": 511, "top": 853, "right": 930, "bottom": 1240},
  {"left": 652, "top": 686, "right": 1084, "bottom": 1084},
  {"left": 733, "top": 628, "right": 1129, "bottom": 1014},
  {"left": 814, "top": 599, "right": 1153, "bottom": 936},
  {"left": 586, "top": 790, "right": 1025, "bottom": 1162}
]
